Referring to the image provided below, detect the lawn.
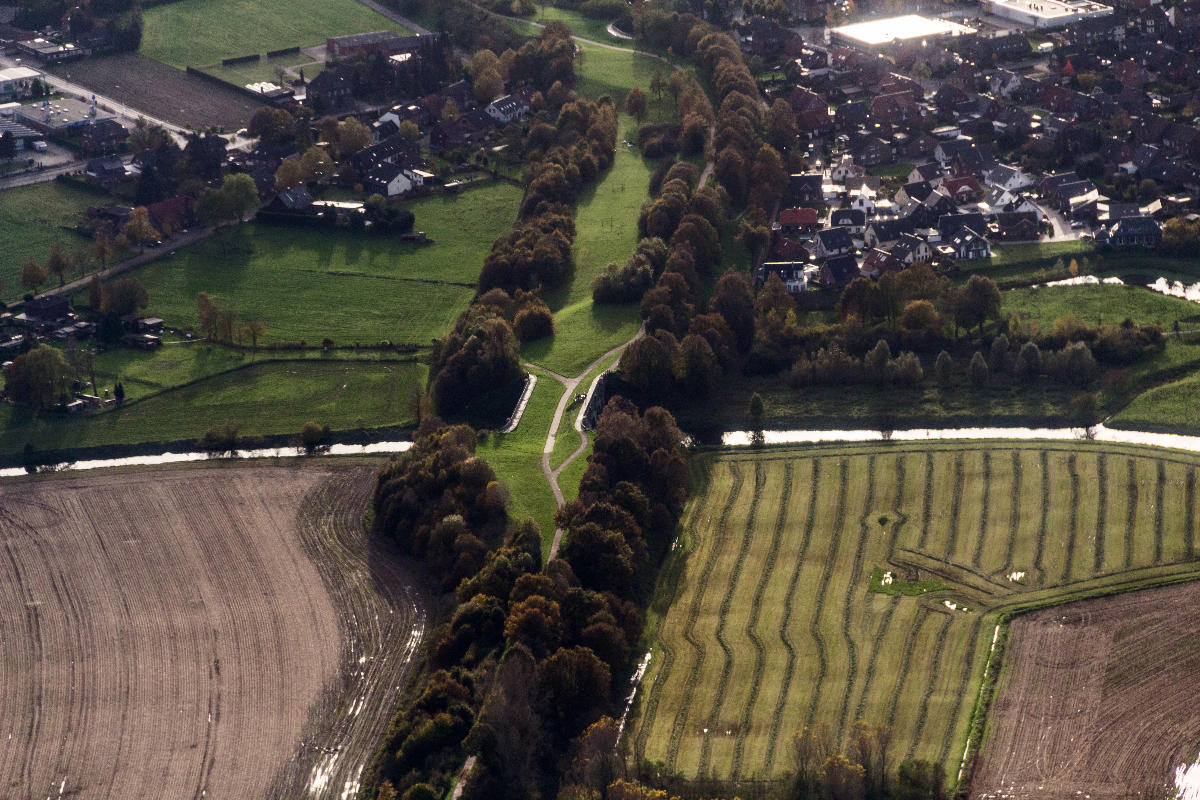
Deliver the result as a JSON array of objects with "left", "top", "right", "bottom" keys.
[
  {"left": 631, "top": 442, "right": 1200, "bottom": 784},
  {"left": 0, "top": 181, "right": 103, "bottom": 300},
  {"left": 1, "top": 358, "right": 424, "bottom": 456},
  {"left": 475, "top": 376, "right": 562, "bottom": 552},
  {"left": 1004, "top": 284, "right": 1200, "bottom": 329},
  {"left": 119, "top": 184, "right": 520, "bottom": 346},
  {"left": 1112, "top": 370, "right": 1200, "bottom": 431},
  {"left": 141, "top": 0, "right": 412, "bottom": 67}
]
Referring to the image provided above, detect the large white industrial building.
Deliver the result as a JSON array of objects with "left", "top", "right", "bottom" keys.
[{"left": 980, "top": 0, "right": 1113, "bottom": 29}]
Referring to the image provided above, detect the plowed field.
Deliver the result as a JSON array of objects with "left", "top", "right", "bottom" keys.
[
  {"left": 0, "top": 464, "right": 426, "bottom": 799},
  {"left": 972, "top": 581, "right": 1200, "bottom": 800}
]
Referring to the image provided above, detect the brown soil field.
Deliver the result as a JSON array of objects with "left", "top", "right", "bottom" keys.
[
  {"left": 972, "top": 581, "right": 1200, "bottom": 800},
  {"left": 0, "top": 463, "right": 426, "bottom": 799},
  {"left": 51, "top": 54, "right": 264, "bottom": 130}
]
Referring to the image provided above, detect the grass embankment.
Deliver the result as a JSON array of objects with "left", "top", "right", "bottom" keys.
[
  {"left": 118, "top": 184, "right": 520, "bottom": 346},
  {"left": 631, "top": 441, "right": 1200, "bottom": 784},
  {"left": 0, "top": 181, "right": 102, "bottom": 300},
  {"left": 475, "top": 376, "right": 561, "bottom": 551},
  {"left": 1, "top": 358, "right": 424, "bottom": 455},
  {"left": 522, "top": 118, "right": 651, "bottom": 376},
  {"left": 1004, "top": 283, "right": 1200, "bottom": 328},
  {"left": 965, "top": 241, "right": 1200, "bottom": 287},
  {"left": 141, "top": 0, "right": 412, "bottom": 67}
]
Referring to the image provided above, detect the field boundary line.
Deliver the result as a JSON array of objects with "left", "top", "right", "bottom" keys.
[
  {"left": 885, "top": 606, "right": 928, "bottom": 726},
  {"left": 918, "top": 453, "right": 934, "bottom": 550},
  {"left": 805, "top": 458, "right": 848, "bottom": 730},
  {"left": 972, "top": 451, "right": 991, "bottom": 569},
  {"left": 730, "top": 460, "right": 791, "bottom": 778},
  {"left": 1186, "top": 467, "right": 1196, "bottom": 561},
  {"left": 697, "top": 462, "right": 764, "bottom": 776},
  {"left": 1154, "top": 460, "right": 1166, "bottom": 564},
  {"left": 1094, "top": 454, "right": 1108, "bottom": 573},
  {"left": 836, "top": 456, "right": 875, "bottom": 745},
  {"left": 763, "top": 458, "right": 820, "bottom": 774},
  {"left": 1002, "top": 450, "right": 1020, "bottom": 572},
  {"left": 1062, "top": 454, "right": 1079, "bottom": 584},
  {"left": 1034, "top": 451, "right": 1050, "bottom": 578},
  {"left": 664, "top": 464, "right": 743, "bottom": 774},
  {"left": 904, "top": 612, "right": 954, "bottom": 763},
  {"left": 1125, "top": 458, "right": 1137, "bottom": 570},
  {"left": 944, "top": 453, "right": 965, "bottom": 562}
]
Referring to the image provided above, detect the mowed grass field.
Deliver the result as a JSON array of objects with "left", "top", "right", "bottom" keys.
[
  {"left": 121, "top": 184, "right": 520, "bottom": 346},
  {"left": 0, "top": 181, "right": 99, "bottom": 300},
  {"left": 141, "top": 0, "right": 412, "bottom": 67},
  {"left": 0, "top": 358, "right": 425, "bottom": 455},
  {"left": 631, "top": 442, "right": 1200, "bottom": 784}
]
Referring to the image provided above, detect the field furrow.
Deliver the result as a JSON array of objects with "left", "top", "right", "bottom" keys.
[
  {"left": 1094, "top": 454, "right": 1108, "bottom": 573},
  {"left": 805, "top": 459, "right": 849, "bottom": 730}
]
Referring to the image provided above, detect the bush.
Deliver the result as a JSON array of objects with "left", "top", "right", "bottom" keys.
[
  {"left": 888, "top": 351, "right": 924, "bottom": 386},
  {"left": 199, "top": 423, "right": 240, "bottom": 453},
  {"left": 969, "top": 351, "right": 989, "bottom": 387},
  {"left": 299, "top": 420, "right": 330, "bottom": 453},
  {"left": 934, "top": 350, "right": 953, "bottom": 385},
  {"left": 1016, "top": 341, "right": 1041, "bottom": 379},
  {"left": 593, "top": 258, "right": 655, "bottom": 304},
  {"left": 513, "top": 306, "right": 555, "bottom": 343}
]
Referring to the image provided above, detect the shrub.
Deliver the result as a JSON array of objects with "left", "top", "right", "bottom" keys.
[
  {"left": 1016, "top": 341, "right": 1041, "bottom": 379},
  {"left": 888, "top": 351, "right": 924, "bottom": 386},
  {"left": 513, "top": 306, "right": 555, "bottom": 343},
  {"left": 199, "top": 423, "right": 240, "bottom": 453},
  {"left": 969, "top": 351, "right": 989, "bottom": 387},
  {"left": 934, "top": 350, "right": 953, "bottom": 385},
  {"left": 299, "top": 420, "right": 330, "bottom": 453}
]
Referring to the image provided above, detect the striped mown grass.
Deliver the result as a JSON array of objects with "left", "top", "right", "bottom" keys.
[{"left": 630, "top": 441, "right": 1200, "bottom": 785}]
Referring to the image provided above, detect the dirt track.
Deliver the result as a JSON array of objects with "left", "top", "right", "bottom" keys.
[
  {"left": 0, "top": 463, "right": 426, "bottom": 799},
  {"left": 972, "top": 581, "right": 1200, "bottom": 800}
]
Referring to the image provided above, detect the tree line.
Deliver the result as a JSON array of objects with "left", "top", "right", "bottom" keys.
[{"left": 429, "top": 23, "right": 618, "bottom": 422}]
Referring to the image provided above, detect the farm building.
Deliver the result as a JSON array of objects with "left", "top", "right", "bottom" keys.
[{"left": 829, "top": 15, "right": 975, "bottom": 52}]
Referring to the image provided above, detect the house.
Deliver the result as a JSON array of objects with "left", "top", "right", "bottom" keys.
[
  {"left": 365, "top": 161, "right": 434, "bottom": 197},
  {"left": 761, "top": 261, "right": 816, "bottom": 293},
  {"left": 849, "top": 185, "right": 876, "bottom": 216},
  {"left": 830, "top": 155, "right": 864, "bottom": 184},
  {"left": 306, "top": 66, "right": 354, "bottom": 114},
  {"left": 817, "top": 254, "right": 860, "bottom": 290},
  {"left": 849, "top": 133, "right": 892, "bottom": 167},
  {"left": 770, "top": 237, "right": 812, "bottom": 262},
  {"left": 896, "top": 180, "right": 934, "bottom": 207},
  {"left": 864, "top": 218, "right": 916, "bottom": 248},
  {"left": 485, "top": 94, "right": 529, "bottom": 124},
  {"left": 778, "top": 207, "right": 820, "bottom": 234},
  {"left": 907, "top": 163, "right": 944, "bottom": 186},
  {"left": 830, "top": 207, "right": 866, "bottom": 234},
  {"left": 146, "top": 195, "right": 192, "bottom": 234},
  {"left": 942, "top": 176, "right": 984, "bottom": 204},
  {"left": 870, "top": 91, "right": 920, "bottom": 125},
  {"left": 986, "top": 163, "right": 1034, "bottom": 192},
  {"left": 889, "top": 233, "right": 934, "bottom": 265},
  {"left": 1108, "top": 215, "right": 1162, "bottom": 247},
  {"left": 80, "top": 117, "right": 127, "bottom": 154},
  {"left": 85, "top": 155, "right": 125, "bottom": 184},
  {"left": 18, "top": 294, "right": 71, "bottom": 329},
  {"left": 259, "top": 186, "right": 314, "bottom": 217},
  {"left": 790, "top": 173, "right": 824, "bottom": 205},
  {"left": 985, "top": 186, "right": 1040, "bottom": 216},
  {"left": 994, "top": 211, "right": 1040, "bottom": 241},
  {"left": 938, "top": 212, "right": 988, "bottom": 240},
  {"left": 351, "top": 133, "right": 421, "bottom": 173},
  {"left": 812, "top": 226, "right": 854, "bottom": 259},
  {"left": 860, "top": 247, "right": 903, "bottom": 277},
  {"left": 945, "top": 227, "right": 991, "bottom": 260}
]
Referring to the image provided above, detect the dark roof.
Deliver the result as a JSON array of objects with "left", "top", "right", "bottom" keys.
[
  {"left": 1111, "top": 215, "right": 1161, "bottom": 235},
  {"left": 938, "top": 212, "right": 987, "bottom": 238},
  {"left": 275, "top": 186, "right": 313, "bottom": 210},
  {"left": 867, "top": 218, "right": 916, "bottom": 242},
  {"left": 815, "top": 226, "right": 853, "bottom": 251},
  {"left": 830, "top": 208, "right": 866, "bottom": 227},
  {"left": 819, "top": 254, "right": 860, "bottom": 286},
  {"left": 901, "top": 180, "right": 934, "bottom": 203}
]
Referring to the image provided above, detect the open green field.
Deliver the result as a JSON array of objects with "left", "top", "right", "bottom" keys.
[
  {"left": 1004, "top": 283, "right": 1200, "bottom": 328},
  {"left": 631, "top": 442, "right": 1200, "bottom": 784},
  {"left": 141, "top": 0, "right": 412, "bottom": 67},
  {"left": 0, "top": 181, "right": 101, "bottom": 300},
  {"left": 121, "top": 184, "right": 520, "bottom": 346},
  {"left": 1, "top": 358, "right": 423, "bottom": 456}
]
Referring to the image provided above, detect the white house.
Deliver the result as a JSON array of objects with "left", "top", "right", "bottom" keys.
[
  {"left": 986, "top": 163, "right": 1035, "bottom": 192},
  {"left": 849, "top": 185, "right": 876, "bottom": 216},
  {"left": 830, "top": 154, "right": 865, "bottom": 184},
  {"left": 485, "top": 94, "right": 529, "bottom": 124},
  {"left": 367, "top": 164, "right": 436, "bottom": 197},
  {"left": 0, "top": 66, "right": 40, "bottom": 101}
]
